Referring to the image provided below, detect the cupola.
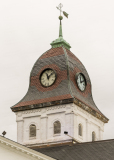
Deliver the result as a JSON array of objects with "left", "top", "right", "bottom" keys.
[{"left": 11, "top": 4, "right": 108, "bottom": 147}]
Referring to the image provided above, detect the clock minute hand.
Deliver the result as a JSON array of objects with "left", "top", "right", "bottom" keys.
[
  {"left": 49, "top": 72, "right": 54, "bottom": 79},
  {"left": 80, "top": 76, "right": 84, "bottom": 83}
]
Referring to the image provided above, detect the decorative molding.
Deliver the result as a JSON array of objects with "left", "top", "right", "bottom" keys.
[
  {"left": 12, "top": 98, "right": 73, "bottom": 112},
  {"left": 76, "top": 103, "right": 102, "bottom": 124},
  {"left": 74, "top": 98, "right": 108, "bottom": 123},
  {"left": 14, "top": 97, "right": 108, "bottom": 123},
  {"left": 19, "top": 105, "right": 67, "bottom": 116},
  {"left": 23, "top": 109, "right": 41, "bottom": 114},
  {"left": 0, "top": 136, "right": 54, "bottom": 160}
]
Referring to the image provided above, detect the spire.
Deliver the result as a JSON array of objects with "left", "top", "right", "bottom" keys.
[
  {"left": 50, "top": 4, "right": 71, "bottom": 50},
  {"left": 59, "top": 16, "right": 63, "bottom": 37}
]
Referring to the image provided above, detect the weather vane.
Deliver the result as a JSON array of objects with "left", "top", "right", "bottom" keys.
[{"left": 56, "top": 3, "right": 69, "bottom": 18}]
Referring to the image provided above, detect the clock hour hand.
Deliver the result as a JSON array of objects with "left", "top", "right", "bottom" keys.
[{"left": 45, "top": 73, "right": 49, "bottom": 80}]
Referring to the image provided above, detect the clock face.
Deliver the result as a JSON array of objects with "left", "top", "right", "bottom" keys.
[
  {"left": 76, "top": 73, "right": 86, "bottom": 91},
  {"left": 40, "top": 68, "right": 56, "bottom": 87}
]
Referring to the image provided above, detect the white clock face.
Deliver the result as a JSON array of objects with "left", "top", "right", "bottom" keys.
[
  {"left": 76, "top": 73, "right": 86, "bottom": 91},
  {"left": 40, "top": 69, "right": 56, "bottom": 87}
]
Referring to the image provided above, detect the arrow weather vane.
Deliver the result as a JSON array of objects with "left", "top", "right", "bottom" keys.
[{"left": 56, "top": 3, "right": 69, "bottom": 18}]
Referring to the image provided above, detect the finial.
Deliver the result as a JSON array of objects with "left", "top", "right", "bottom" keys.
[
  {"left": 56, "top": 3, "right": 69, "bottom": 19},
  {"left": 56, "top": 4, "right": 69, "bottom": 37},
  {"left": 50, "top": 4, "right": 71, "bottom": 50},
  {"left": 57, "top": 3, "right": 63, "bottom": 20}
]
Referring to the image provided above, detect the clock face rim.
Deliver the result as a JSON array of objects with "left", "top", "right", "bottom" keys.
[
  {"left": 40, "top": 68, "right": 57, "bottom": 88},
  {"left": 75, "top": 72, "right": 87, "bottom": 92}
]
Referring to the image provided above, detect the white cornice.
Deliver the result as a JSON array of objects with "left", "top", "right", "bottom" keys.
[{"left": 0, "top": 136, "right": 55, "bottom": 160}]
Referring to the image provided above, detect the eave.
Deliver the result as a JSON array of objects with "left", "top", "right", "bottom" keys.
[{"left": 11, "top": 97, "right": 109, "bottom": 123}]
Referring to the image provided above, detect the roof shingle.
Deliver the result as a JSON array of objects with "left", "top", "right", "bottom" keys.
[{"left": 33, "top": 139, "right": 114, "bottom": 160}]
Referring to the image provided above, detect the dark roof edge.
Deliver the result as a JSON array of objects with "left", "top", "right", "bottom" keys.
[
  {"left": 11, "top": 96, "right": 108, "bottom": 123},
  {"left": 11, "top": 98, "right": 74, "bottom": 112},
  {"left": 74, "top": 97, "right": 109, "bottom": 123}
]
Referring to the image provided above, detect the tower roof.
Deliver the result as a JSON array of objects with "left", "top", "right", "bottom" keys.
[{"left": 11, "top": 46, "right": 108, "bottom": 123}]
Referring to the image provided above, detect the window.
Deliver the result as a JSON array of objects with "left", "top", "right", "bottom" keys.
[
  {"left": 78, "top": 124, "right": 82, "bottom": 136},
  {"left": 92, "top": 131, "right": 95, "bottom": 141},
  {"left": 54, "top": 121, "right": 61, "bottom": 134},
  {"left": 29, "top": 124, "right": 36, "bottom": 138}
]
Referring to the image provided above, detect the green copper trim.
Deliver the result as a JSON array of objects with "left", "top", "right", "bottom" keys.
[
  {"left": 59, "top": 20, "right": 63, "bottom": 37},
  {"left": 50, "top": 36, "right": 71, "bottom": 50},
  {"left": 50, "top": 18, "right": 71, "bottom": 50}
]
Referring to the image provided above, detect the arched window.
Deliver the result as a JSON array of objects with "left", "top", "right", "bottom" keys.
[
  {"left": 78, "top": 124, "right": 82, "bottom": 136},
  {"left": 29, "top": 124, "right": 36, "bottom": 138},
  {"left": 92, "top": 131, "right": 95, "bottom": 141},
  {"left": 54, "top": 121, "right": 61, "bottom": 134}
]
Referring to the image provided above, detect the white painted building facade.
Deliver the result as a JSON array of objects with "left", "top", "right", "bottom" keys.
[{"left": 16, "top": 103, "right": 104, "bottom": 147}]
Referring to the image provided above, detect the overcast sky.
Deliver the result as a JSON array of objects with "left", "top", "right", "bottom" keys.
[{"left": 0, "top": 0, "right": 114, "bottom": 141}]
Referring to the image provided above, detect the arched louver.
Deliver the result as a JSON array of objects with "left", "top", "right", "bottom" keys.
[
  {"left": 29, "top": 124, "right": 36, "bottom": 137},
  {"left": 54, "top": 121, "right": 61, "bottom": 134},
  {"left": 78, "top": 124, "right": 82, "bottom": 136},
  {"left": 92, "top": 131, "right": 95, "bottom": 141}
]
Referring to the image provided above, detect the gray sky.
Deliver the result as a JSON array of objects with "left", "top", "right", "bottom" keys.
[{"left": 0, "top": 0, "right": 114, "bottom": 141}]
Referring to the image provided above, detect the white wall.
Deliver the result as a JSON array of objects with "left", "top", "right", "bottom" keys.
[
  {"left": 0, "top": 145, "right": 32, "bottom": 160},
  {"left": 16, "top": 103, "right": 104, "bottom": 146},
  {"left": 73, "top": 104, "right": 104, "bottom": 142}
]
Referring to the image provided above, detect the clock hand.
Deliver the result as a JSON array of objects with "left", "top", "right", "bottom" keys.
[
  {"left": 80, "top": 76, "right": 84, "bottom": 83},
  {"left": 48, "top": 72, "right": 54, "bottom": 79},
  {"left": 45, "top": 73, "right": 49, "bottom": 80}
]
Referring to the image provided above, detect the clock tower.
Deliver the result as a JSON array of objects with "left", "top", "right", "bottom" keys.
[{"left": 11, "top": 4, "right": 108, "bottom": 148}]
